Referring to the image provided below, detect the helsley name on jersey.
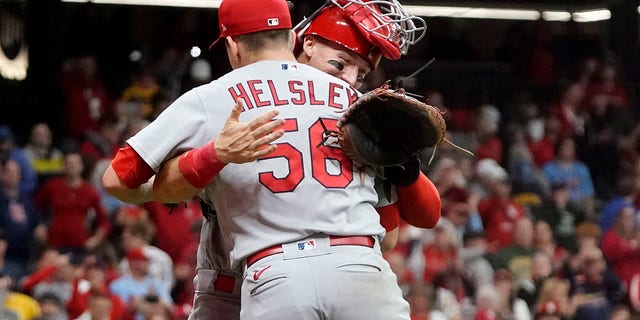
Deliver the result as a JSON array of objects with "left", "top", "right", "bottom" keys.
[{"left": 227, "top": 78, "right": 359, "bottom": 111}]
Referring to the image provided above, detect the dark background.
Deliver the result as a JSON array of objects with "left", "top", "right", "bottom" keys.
[{"left": 1, "top": 0, "right": 639, "bottom": 142}]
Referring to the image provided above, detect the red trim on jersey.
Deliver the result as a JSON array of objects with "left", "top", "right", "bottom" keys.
[
  {"left": 111, "top": 146, "right": 156, "bottom": 189},
  {"left": 376, "top": 203, "right": 400, "bottom": 232},
  {"left": 397, "top": 172, "right": 441, "bottom": 228},
  {"left": 178, "top": 140, "right": 227, "bottom": 188}
]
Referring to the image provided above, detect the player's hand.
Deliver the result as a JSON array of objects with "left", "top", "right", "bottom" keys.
[{"left": 215, "top": 99, "right": 286, "bottom": 164}]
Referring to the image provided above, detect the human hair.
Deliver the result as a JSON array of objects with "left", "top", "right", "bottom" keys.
[
  {"left": 537, "top": 277, "right": 569, "bottom": 304},
  {"left": 126, "top": 220, "right": 153, "bottom": 243},
  {"left": 234, "top": 29, "right": 292, "bottom": 52},
  {"left": 553, "top": 135, "right": 574, "bottom": 157}
]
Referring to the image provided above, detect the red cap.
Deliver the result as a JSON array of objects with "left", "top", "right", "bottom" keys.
[
  {"left": 126, "top": 247, "right": 148, "bottom": 262},
  {"left": 209, "top": 0, "right": 292, "bottom": 50}
]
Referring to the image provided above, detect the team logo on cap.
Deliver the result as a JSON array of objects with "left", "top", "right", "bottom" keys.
[
  {"left": 297, "top": 240, "right": 316, "bottom": 251},
  {"left": 267, "top": 18, "right": 280, "bottom": 26}
]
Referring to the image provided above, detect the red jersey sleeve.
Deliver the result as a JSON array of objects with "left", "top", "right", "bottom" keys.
[
  {"left": 376, "top": 203, "right": 400, "bottom": 232},
  {"left": 396, "top": 172, "right": 441, "bottom": 228},
  {"left": 110, "top": 145, "right": 156, "bottom": 189}
]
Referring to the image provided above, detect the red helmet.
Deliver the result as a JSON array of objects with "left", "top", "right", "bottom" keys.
[
  {"left": 296, "top": 0, "right": 426, "bottom": 69},
  {"left": 298, "top": 6, "right": 385, "bottom": 69}
]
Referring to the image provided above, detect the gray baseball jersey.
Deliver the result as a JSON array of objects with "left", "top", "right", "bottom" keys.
[{"left": 128, "top": 60, "right": 405, "bottom": 319}]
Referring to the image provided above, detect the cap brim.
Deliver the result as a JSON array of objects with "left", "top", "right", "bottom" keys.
[{"left": 209, "top": 36, "right": 223, "bottom": 51}]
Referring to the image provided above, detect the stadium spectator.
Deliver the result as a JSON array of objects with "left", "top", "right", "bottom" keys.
[
  {"left": 471, "top": 104, "right": 503, "bottom": 163},
  {"left": 22, "top": 123, "right": 64, "bottom": 185},
  {"left": 410, "top": 218, "right": 459, "bottom": 284},
  {"left": 533, "top": 220, "right": 569, "bottom": 272},
  {"left": 550, "top": 83, "right": 587, "bottom": 138},
  {"left": 477, "top": 160, "right": 526, "bottom": 253},
  {"left": 527, "top": 115, "right": 560, "bottom": 168},
  {"left": 0, "top": 159, "right": 46, "bottom": 282},
  {"left": 600, "top": 202, "right": 640, "bottom": 286},
  {"left": 492, "top": 269, "right": 531, "bottom": 320},
  {"left": 535, "top": 277, "right": 577, "bottom": 319},
  {"left": 505, "top": 124, "right": 550, "bottom": 200},
  {"left": 0, "top": 125, "right": 38, "bottom": 196},
  {"left": 532, "top": 181, "right": 586, "bottom": 253},
  {"left": 542, "top": 135, "right": 596, "bottom": 216},
  {"left": 489, "top": 217, "right": 536, "bottom": 283},
  {"left": 599, "top": 176, "right": 637, "bottom": 233},
  {"left": 0, "top": 272, "right": 41, "bottom": 319},
  {"left": 73, "top": 291, "right": 113, "bottom": 320},
  {"left": 108, "top": 247, "right": 173, "bottom": 320},
  {"left": 35, "top": 292, "right": 67, "bottom": 320},
  {"left": 33, "top": 151, "right": 110, "bottom": 261},
  {"left": 517, "top": 251, "right": 554, "bottom": 311},
  {"left": 564, "top": 246, "right": 626, "bottom": 320},
  {"left": 78, "top": 115, "right": 122, "bottom": 172},
  {"left": 29, "top": 252, "right": 77, "bottom": 308},
  {"left": 460, "top": 230, "right": 494, "bottom": 289},
  {"left": 406, "top": 282, "right": 447, "bottom": 320},
  {"left": 169, "top": 219, "right": 200, "bottom": 319},
  {"left": 118, "top": 67, "right": 160, "bottom": 122},
  {"left": 66, "top": 255, "right": 125, "bottom": 320},
  {"left": 584, "top": 63, "right": 631, "bottom": 113},
  {"left": 118, "top": 221, "right": 174, "bottom": 292},
  {"left": 58, "top": 55, "right": 113, "bottom": 142}
]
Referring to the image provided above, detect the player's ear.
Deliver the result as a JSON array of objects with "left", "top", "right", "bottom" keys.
[
  {"left": 288, "top": 30, "right": 296, "bottom": 52},
  {"left": 301, "top": 35, "right": 316, "bottom": 59},
  {"left": 225, "top": 37, "right": 241, "bottom": 64}
]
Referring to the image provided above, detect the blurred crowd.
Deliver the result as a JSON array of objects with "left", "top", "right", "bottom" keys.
[{"left": 0, "top": 47, "right": 639, "bottom": 320}]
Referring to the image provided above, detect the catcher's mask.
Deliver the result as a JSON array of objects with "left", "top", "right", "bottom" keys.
[{"left": 295, "top": 0, "right": 427, "bottom": 68}]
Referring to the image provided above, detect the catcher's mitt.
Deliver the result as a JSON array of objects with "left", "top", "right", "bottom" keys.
[{"left": 337, "top": 85, "right": 446, "bottom": 166}]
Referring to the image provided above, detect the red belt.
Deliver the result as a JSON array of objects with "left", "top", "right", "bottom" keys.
[
  {"left": 213, "top": 274, "right": 237, "bottom": 294},
  {"left": 246, "top": 235, "right": 375, "bottom": 267}
]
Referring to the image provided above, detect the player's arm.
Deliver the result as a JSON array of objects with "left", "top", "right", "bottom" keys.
[
  {"left": 103, "top": 89, "right": 222, "bottom": 204},
  {"left": 385, "top": 156, "right": 441, "bottom": 229},
  {"left": 376, "top": 203, "right": 400, "bottom": 252},
  {"left": 102, "top": 145, "right": 157, "bottom": 204},
  {"left": 153, "top": 102, "right": 285, "bottom": 203},
  {"left": 397, "top": 172, "right": 441, "bottom": 228}
]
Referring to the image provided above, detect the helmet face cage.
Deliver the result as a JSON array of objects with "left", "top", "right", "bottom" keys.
[{"left": 297, "top": 0, "right": 427, "bottom": 56}]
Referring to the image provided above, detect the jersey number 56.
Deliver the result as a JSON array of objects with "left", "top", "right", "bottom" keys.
[{"left": 257, "top": 118, "right": 353, "bottom": 193}]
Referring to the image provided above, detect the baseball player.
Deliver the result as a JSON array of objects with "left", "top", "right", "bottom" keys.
[
  {"left": 293, "top": 3, "right": 441, "bottom": 251},
  {"left": 102, "top": 1, "right": 438, "bottom": 319},
  {"left": 148, "top": 0, "right": 435, "bottom": 319}
]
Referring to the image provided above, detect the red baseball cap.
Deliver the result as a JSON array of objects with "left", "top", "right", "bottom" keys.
[{"left": 209, "top": 0, "right": 293, "bottom": 50}]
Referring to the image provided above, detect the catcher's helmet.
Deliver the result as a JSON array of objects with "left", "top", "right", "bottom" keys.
[
  {"left": 295, "top": 0, "right": 426, "bottom": 68},
  {"left": 297, "top": 6, "right": 384, "bottom": 69}
]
